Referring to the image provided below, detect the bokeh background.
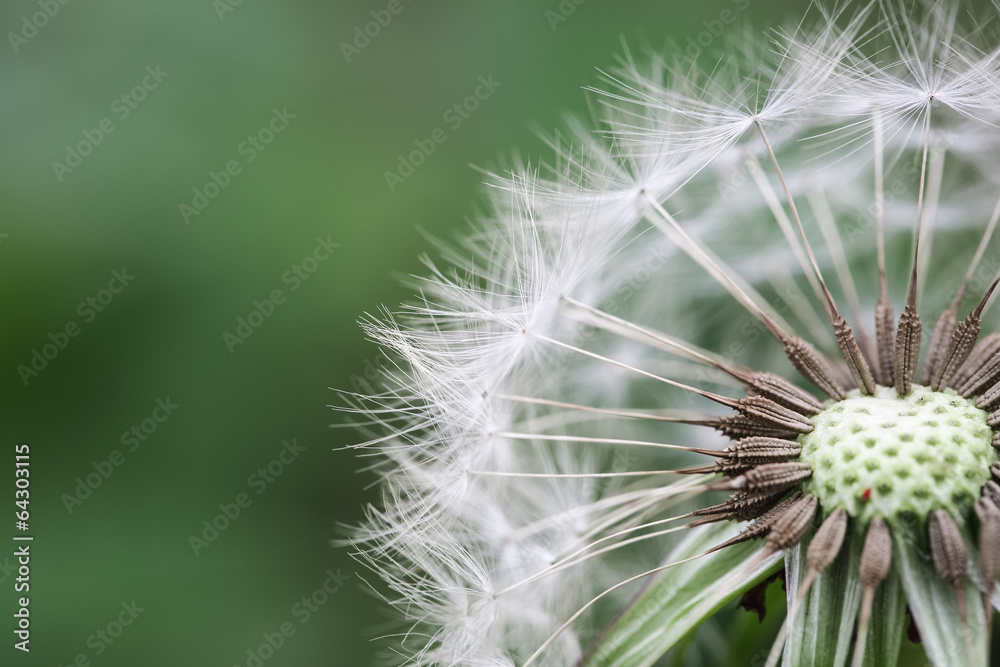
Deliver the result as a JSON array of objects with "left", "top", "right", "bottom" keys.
[{"left": 2, "top": 0, "right": 964, "bottom": 665}]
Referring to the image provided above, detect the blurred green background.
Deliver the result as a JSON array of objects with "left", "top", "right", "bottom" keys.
[{"left": 0, "top": 0, "right": 866, "bottom": 664}]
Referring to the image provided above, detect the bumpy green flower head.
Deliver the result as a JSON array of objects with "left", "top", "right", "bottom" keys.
[{"left": 799, "top": 384, "right": 997, "bottom": 525}]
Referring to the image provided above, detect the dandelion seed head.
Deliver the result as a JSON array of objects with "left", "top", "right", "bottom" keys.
[
  {"left": 799, "top": 384, "right": 996, "bottom": 524},
  {"left": 342, "top": 1, "right": 1000, "bottom": 665}
]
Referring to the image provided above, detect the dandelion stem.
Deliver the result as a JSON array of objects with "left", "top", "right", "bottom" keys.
[
  {"left": 561, "top": 295, "right": 823, "bottom": 413},
  {"left": 497, "top": 393, "right": 707, "bottom": 422},
  {"left": 874, "top": 109, "right": 886, "bottom": 282},
  {"left": 873, "top": 110, "right": 896, "bottom": 385},
  {"left": 468, "top": 468, "right": 686, "bottom": 479},
  {"left": 560, "top": 477, "right": 707, "bottom": 551},
  {"left": 894, "top": 108, "right": 934, "bottom": 395},
  {"left": 534, "top": 334, "right": 815, "bottom": 431},
  {"left": 560, "top": 295, "right": 742, "bottom": 370},
  {"left": 510, "top": 479, "right": 703, "bottom": 544},
  {"left": 639, "top": 189, "right": 791, "bottom": 341},
  {"left": 917, "top": 127, "right": 946, "bottom": 309},
  {"left": 496, "top": 521, "right": 694, "bottom": 598},
  {"left": 957, "top": 192, "right": 1000, "bottom": 317},
  {"left": 755, "top": 120, "right": 875, "bottom": 394},
  {"left": 494, "top": 431, "right": 718, "bottom": 457},
  {"left": 532, "top": 334, "right": 734, "bottom": 407},
  {"left": 808, "top": 185, "right": 874, "bottom": 361},
  {"left": 764, "top": 269, "right": 834, "bottom": 347},
  {"left": 913, "top": 107, "right": 933, "bottom": 286},
  {"left": 520, "top": 553, "right": 711, "bottom": 666},
  {"left": 754, "top": 121, "right": 832, "bottom": 316},
  {"left": 747, "top": 156, "right": 829, "bottom": 315}
]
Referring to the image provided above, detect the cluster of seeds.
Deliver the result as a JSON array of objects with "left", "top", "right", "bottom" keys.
[
  {"left": 651, "top": 272, "right": 1000, "bottom": 666},
  {"left": 639, "top": 133, "right": 1000, "bottom": 663},
  {"left": 800, "top": 385, "right": 996, "bottom": 524},
  {"left": 346, "top": 5, "right": 1000, "bottom": 664}
]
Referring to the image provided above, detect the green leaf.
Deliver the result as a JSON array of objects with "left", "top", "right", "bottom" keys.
[
  {"left": 783, "top": 526, "right": 861, "bottom": 667},
  {"left": 891, "top": 526, "right": 988, "bottom": 667},
  {"left": 580, "top": 523, "right": 783, "bottom": 667}
]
